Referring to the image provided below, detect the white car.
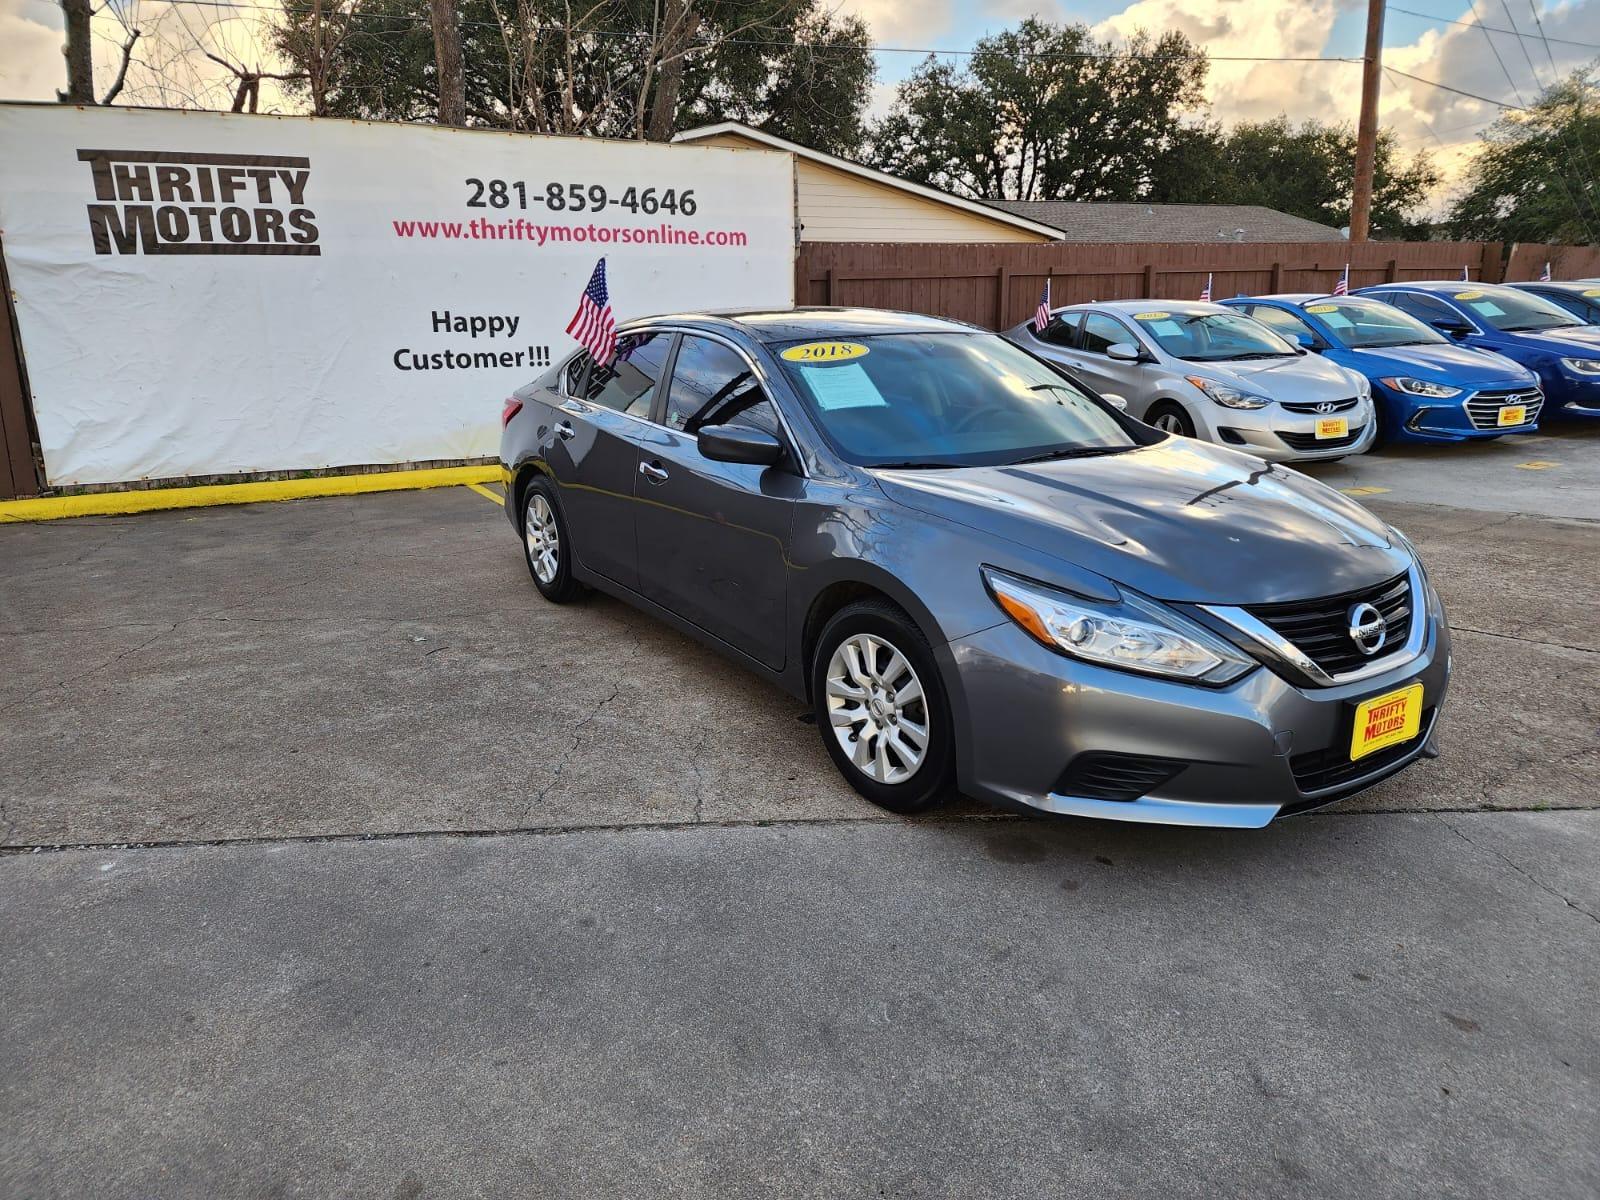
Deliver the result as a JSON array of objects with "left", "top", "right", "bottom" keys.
[{"left": 1007, "top": 301, "right": 1378, "bottom": 462}]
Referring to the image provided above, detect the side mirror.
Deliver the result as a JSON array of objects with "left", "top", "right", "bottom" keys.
[
  {"left": 1101, "top": 393, "right": 1130, "bottom": 412},
  {"left": 1292, "top": 332, "right": 1317, "bottom": 351},
  {"left": 1431, "top": 318, "right": 1472, "bottom": 337},
  {"left": 1106, "top": 342, "right": 1143, "bottom": 362},
  {"left": 697, "top": 425, "right": 785, "bottom": 467}
]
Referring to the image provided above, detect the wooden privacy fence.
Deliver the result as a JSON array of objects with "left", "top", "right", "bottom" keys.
[
  {"left": 0, "top": 235, "right": 40, "bottom": 499},
  {"left": 796, "top": 241, "right": 1509, "bottom": 331},
  {"left": 1504, "top": 242, "right": 1600, "bottom": 281}
]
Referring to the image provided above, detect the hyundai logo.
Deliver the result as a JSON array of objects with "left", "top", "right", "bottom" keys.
[
  {"left": 1314, "top": 401, "right": 1338, "bottom": 414},
  {"left": 1347, "top": 602, "right": 1387, "bottom": 656}
]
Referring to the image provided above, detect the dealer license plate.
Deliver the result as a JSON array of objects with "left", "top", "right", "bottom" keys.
[
  {"left": 1350, "top": 683, "right": 1425, "bottom": 761},
  {"left": 1315, "top": 417, "right": 1349, "bottom": 439},
  {"left": 1497, "top": 405, "right": 1527, "bottom": 427}
]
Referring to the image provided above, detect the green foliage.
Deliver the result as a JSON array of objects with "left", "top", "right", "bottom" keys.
[
  {"left": 1175, "top": 117, "right": 1440, "bottom": 237},
  {"left": 868, "top": 19, "right": 1208, "bottom": 200},
  {"left": 1448, "top": 68, "right": 1600, "bottom": 245},
  {"left": 272, "top": 0, "right": 874, "bottom": 146}
]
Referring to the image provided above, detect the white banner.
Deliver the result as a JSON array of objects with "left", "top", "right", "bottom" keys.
[{"left": 0, "top": 105, "right": 795, "bottom": 486}]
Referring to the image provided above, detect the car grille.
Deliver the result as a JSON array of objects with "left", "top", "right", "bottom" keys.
[
  {"left": 1277, "top": 425, "right": 1367, "bottom": 451},
  {"left": 1243, "top": 573, "right": 1412, "bottom": 678},
  {"left": 1280, "top": 397, "right": 1361, "bottom": 415},
  {"left": 1289, "top": 706, "right": 1437, "bottom": 798},
  {"left": 1465, "top": 387, "right": 1543, "bottom": 430},
  {"left": 1054, "top": 752, "right": 1186, "bottom": 802}
]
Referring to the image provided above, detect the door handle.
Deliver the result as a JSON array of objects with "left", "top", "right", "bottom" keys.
[
  {"left": 555, "top": 420, "right": 576, "bottom": 440},
  {"left": 638, "top": 460, "right": 670, "bottom": 483}
]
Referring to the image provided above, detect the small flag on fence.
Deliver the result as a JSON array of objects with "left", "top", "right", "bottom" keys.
[
  {"left": 566, "top": 257, "right": 617, "bottom": 365},
  {"left": 1333, "top": 264, "right": 1350, "bottom": 296},
  {"left": 1199, "top": 273, "right": 1213, "bottom": 302},
  {"left": 1540, "top": 261, "right": 1553, "bottom": 281},
  {"left": 1034, "top": 278, "right": 1052, "bottom": 332}
]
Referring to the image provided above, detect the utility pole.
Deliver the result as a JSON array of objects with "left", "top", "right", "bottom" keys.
[{"left": 1350, "top": 0, "right": 1386, "bottom": 242}]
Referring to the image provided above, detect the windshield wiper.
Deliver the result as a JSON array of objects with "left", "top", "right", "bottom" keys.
[
  {"left": 868, "top": 460, "right": 966, "bottom": 470},
  {"left": 1501, "top": 322, "right": 1574, "bottom": 332},
  {"left": 1010, "top": 445, "right": 1127, "bottom": 465}
]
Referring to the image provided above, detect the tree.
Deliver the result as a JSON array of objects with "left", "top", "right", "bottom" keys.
[
  {"left": 867, "top": 19, "right": 1208, "bottom": 201},
  {"left": 56, "top": 0, "right": 142, "bottom": 105},
  {"left": 271, "top": 0, "right": 872, "bottom": 146},
  {"left": 1186, "top": 118, "right": 1438, "bottom": 238},
  {"left": 429, "top": 0, "right": 467, "bottom": 125},
  {"left": 1448, "top": 67, "right": 1600, "bottom": 246}
]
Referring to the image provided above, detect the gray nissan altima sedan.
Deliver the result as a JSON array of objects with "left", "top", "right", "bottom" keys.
[{"left": 499, "top": 308, "right": 1451, "bottom": 828}]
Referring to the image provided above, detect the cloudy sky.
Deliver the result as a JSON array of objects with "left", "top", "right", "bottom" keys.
[{"left": 4, "top": 0, "right": 1598, "bottom": 209}]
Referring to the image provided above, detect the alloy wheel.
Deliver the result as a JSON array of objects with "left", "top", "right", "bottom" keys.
[
  {"left": 1152, "top": 411, "right": 1186, "bottom": 433},
  {"left": 824, "top": 633, "right": 930, "bottom": 785},
  {"left": 524, "top": 493, "right": 560, "bottom": 584}
]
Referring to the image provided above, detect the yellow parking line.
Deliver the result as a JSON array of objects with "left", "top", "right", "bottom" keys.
[
  {"left": 0, "top": 465, "right": 500, "bottom": 523},
  {"left": 465, "top": 481, "right": 504, "bottom": 506},
  {"left": 1516, "top": 461, "right": 1559, "bottom": 471},
  {"left": 1341, "top": 486, "right": 1391, "bottom": 496}
]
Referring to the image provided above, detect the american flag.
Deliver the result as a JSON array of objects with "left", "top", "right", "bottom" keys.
[
  {"left": 1333, "top": 264, "right": 1350, "bottom": 296},
  {"left": 1199, "top": 273, "right": 1213, "bottom": 302},
  {"left": 566, "top": 257, "right": 616, "bottom": 364},
  {"left": 1034, "top": 279, "right": 1052, "bottom": 332},
  {"left": 1540, "top": 261, "right": 1553, "bottom": 281}
]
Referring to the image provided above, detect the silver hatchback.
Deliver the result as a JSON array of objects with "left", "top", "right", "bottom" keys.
[{"left": 1007, "top": 301, "right": 1378, "bottom": 462}]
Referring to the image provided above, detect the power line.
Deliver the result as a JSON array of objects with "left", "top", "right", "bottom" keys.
[
  {"left": 1388, "top": 4, "right": 1600, "bottom": 52},
  {"left": 139, "top": 0, "right": 1365, "bottom": 62}
]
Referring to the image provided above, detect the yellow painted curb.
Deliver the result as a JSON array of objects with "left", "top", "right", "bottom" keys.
[{"left": 0, "top": 465, "right": 501, "bottom": 523}]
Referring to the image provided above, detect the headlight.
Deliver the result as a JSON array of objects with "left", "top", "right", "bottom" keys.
[
  {"left": 1185, "top": 376, "right": 1271, "bottom": 409},
  {"left": 1559, "top": 356, "right": 1600, "bottom": 375},
  {"left": 1378, "top": 376, "right": 1463, "bottom": 398},
  {"left": 983, "top": 568, "right": 1255, "bottom": 684}
]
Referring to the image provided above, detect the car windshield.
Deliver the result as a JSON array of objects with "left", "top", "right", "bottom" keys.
[
  {"left": 773, "top": 332, "right": 1139, "bottom": 469},
  {"left": 1127, "top": 309, "right": 1297, "bottom": 361},
  {"left": 1448, "top": 286, "right": 1583, "bottom": 332},
  {"left": 1302, "top": 298, "right": 1446, "bottom": 348}
]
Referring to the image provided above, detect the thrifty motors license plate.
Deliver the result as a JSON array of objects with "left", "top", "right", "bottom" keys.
[
  {"left": 1350, "top": 682, "right": 1425, "bottom": 761},
  {"left": 1315, "top": 417, "right": 1349, "bottom": 439},
  {"left": 1498, "top": 405, "right": 1528, "bottom": 426}
]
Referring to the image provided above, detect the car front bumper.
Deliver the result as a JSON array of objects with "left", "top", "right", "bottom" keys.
[
  {"left": 1202, "top": 409, "right": 1378, "bottom": 462},
  {"left": 1382, "top": 384, "right": 1543, "bottom": 442},
  {"left": 937, "top": 608, "right": 1451, "bottom": 829}
]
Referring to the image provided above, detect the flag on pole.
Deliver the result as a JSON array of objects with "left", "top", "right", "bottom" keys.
[
  {"left": 1540, "top": 261, "right": 1553, "bottom": 281},
  {"left": 1034, "top": 278, "right": 1052, "bottom": 332},
  {"left": 1199, "top": 273, "right": 1213, "bottom": 302},
  {"left": 566, "top": 257, "right": 617, "bottom": 364},
  {"left": 1461, "top": 265, "right": 1471, "bottom": 282},
  {"left": 1333, "top": 264, "right": 1350, "bottom": 296}
]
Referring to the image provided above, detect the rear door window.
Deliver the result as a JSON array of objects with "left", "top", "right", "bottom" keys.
[{"left": 581, "top": 331, "right": 673, "bottom": 416}]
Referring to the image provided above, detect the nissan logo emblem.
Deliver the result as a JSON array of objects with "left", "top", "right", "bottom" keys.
[{"left": 1347, "top": 602, "right": 1387, "bottom": 656}]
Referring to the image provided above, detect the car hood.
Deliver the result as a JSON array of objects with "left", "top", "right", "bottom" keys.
[
  {"left": 1494, "top": 325, "right": 1600, "bottom": 353},
  {"left": 1345, "top": 343, "right": 1535, "bottom": 384},
  {"left": 875, "top": 438, "right": 1408, "bottom": 605},
  {"left": 1195, "top": 352, "right": 1357, "bottom": 399}
]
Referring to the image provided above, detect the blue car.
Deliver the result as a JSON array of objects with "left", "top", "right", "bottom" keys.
[
  {"left": 1222, "top": 293, "right": 1542, "bottom": 444},
  {"left": 1355, "top": 281, "right": 1600, "bottom": 422},
  {"left": 1507, "top": 280, "right": 1600, "bottom": 325}
]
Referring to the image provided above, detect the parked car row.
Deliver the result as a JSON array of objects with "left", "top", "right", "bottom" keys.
[{"left": 1006, "top": 280, "right": 1600, "bottom": 460}]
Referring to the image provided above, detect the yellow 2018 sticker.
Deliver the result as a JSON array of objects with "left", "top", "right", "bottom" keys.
[
  {"left": 1132, "top": 311, "right": 1171, "bottom": 321},
  {"left": 1583, "top": 288, "right": 1600, "bottom": 297},
  {"left": 1455, "top": 290, "right": 1485, "bottom": 300},
  {"left": 780, "top": 341, "right": 868, "bottom": 363},
  {"left": 1306, "top": 303, "right": 1339, "bottom": 313}
]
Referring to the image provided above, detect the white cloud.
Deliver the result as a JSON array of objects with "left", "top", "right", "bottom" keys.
[
  {"left": 0, "top": 0, "right": 65, "bottom": 100},
  {"left": 830, "top": 0, "right": 956, "bottom": 46}
]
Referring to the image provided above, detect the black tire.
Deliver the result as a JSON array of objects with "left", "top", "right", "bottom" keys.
[
  {"left": 1146, "top": 401, "right": 1196, "bottom": 438},
  {"left": 811, "top": 599, "right": 955, "bottom": 814},
  {"left": 519, "top": 476, "right": 584, "bottom": 603}
]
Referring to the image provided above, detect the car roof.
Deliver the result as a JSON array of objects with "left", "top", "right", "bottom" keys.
[
  {"left": 1225, "top": 293, "right": 1328, "bottom": 305},
  {"left": 1359, "top": 280, "right": 1505, "bottom": 293},
  {"left": 621, "top": 306, "right": 982, "bottom": 342},
  {"left": 1508, "top": 280, "right": 1600, "bottom": 293},
  {"left": 1059, "top": 300, "right": 1230, "bottom": 316}
]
